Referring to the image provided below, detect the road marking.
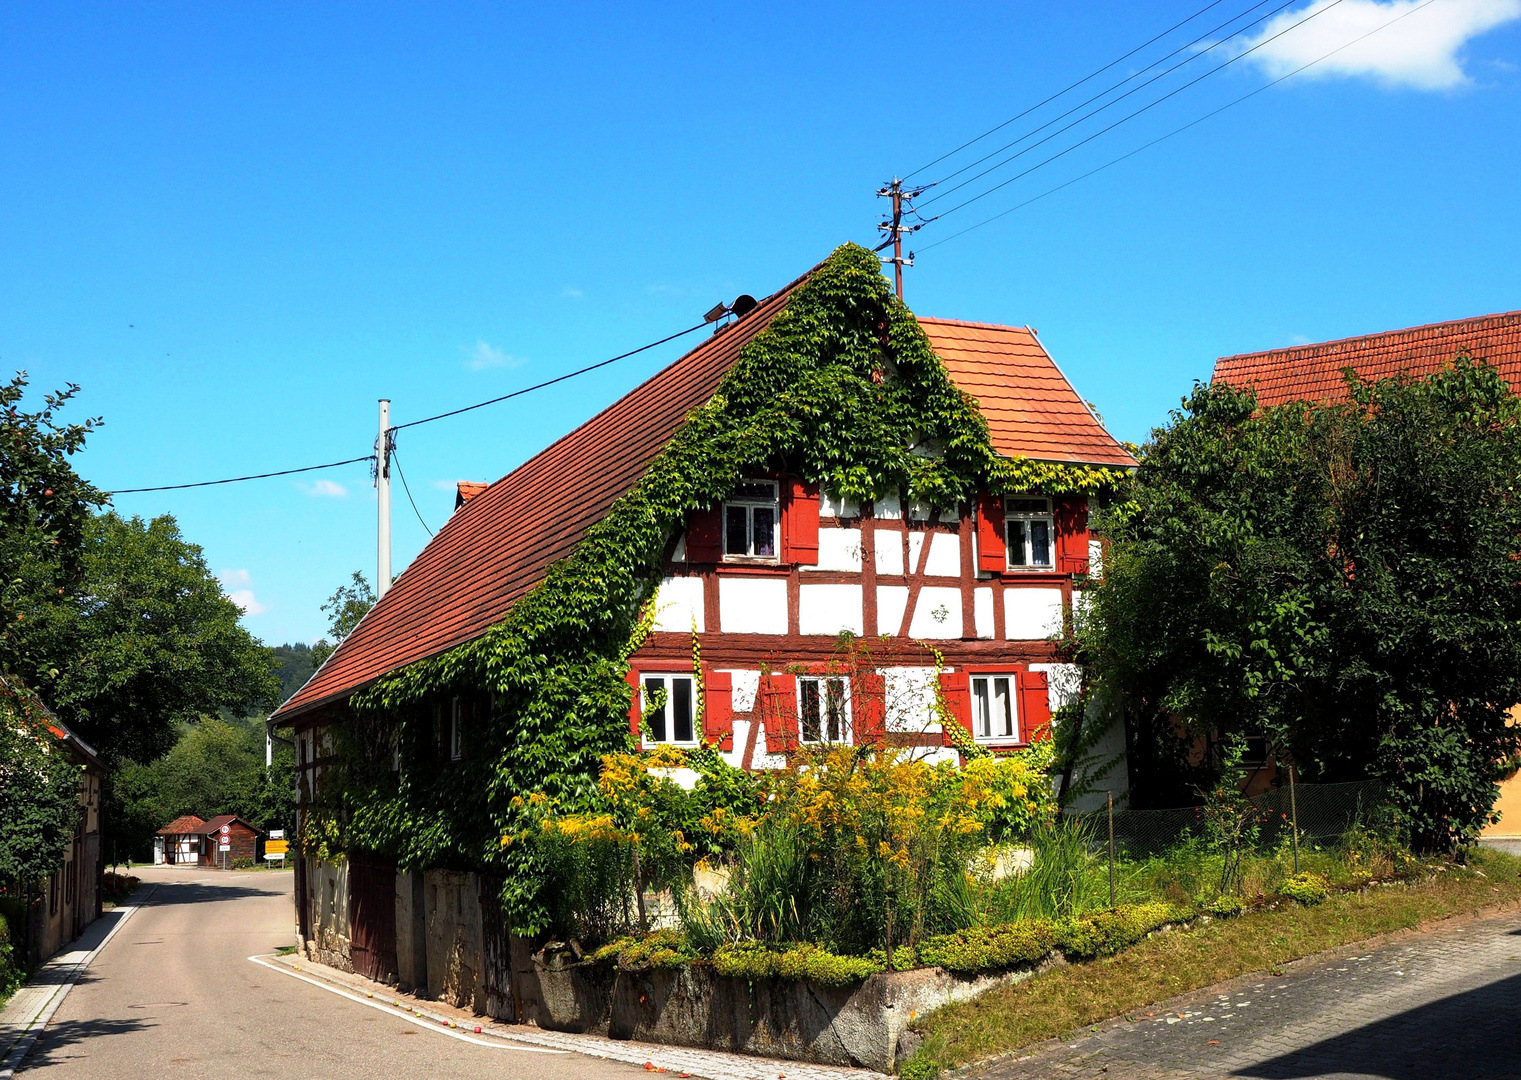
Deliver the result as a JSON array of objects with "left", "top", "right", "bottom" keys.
[{"left": 247, "top": 955, "right": 564, "bottom": 1054}]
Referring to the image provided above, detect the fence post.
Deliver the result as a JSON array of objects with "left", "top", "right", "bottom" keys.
[
  {"left": 1288, "top": 761, "right": 1300, "bottom": 875},
  {"left": 1107, "top": 791, "right": 1116, "bottom": 908}
]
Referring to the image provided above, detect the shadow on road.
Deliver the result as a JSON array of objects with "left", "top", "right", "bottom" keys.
[
  {"left": 141, "top": 881, "right": 282, "bottom": 906},
  {"left": 20, "top": 1017, "right": 157, "bottom": 1070},
  {"left": 1237, "top": 972, "right": 1521, "bottom": 1080}
]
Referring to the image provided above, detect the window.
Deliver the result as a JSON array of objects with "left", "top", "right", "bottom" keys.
[
  {"left": 799, "top": 676, "right": 850, "bottom": 744},
  {"left": 1005, "top": 496, "right": 1054, "bottom": 570},
  {"left": 641, "top": 674, "right": 697, "bottom": 745},
  {"left": 449, "top": 698, "right": 465, "bottom": 761},
  {"left": 724, "top": 480, "right": 779, "bottom": 560},
  {"left": 971, "top": 674, "right": 1018, "bottom": 743}
]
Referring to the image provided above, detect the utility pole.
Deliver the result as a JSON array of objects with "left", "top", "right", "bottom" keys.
[
  {"left": 875, "top": 177, "right": 933, "bottom": 300},
  {"left": 376, "top": 398, "right": 392, "bottom": 599}
]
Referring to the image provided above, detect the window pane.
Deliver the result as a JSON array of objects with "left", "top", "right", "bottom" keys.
[
  {"left": 753, "top": 507, "right": 776, "bottom": 557},
  {"left": 826, "top": 678, "right": 846, "bottom": 742},
  {"left": 1006, "top": 520, "right": 1028, "bottom": 566},
  {"left": 1007, "top": 498, "right": 1049, "bottom": 513},
  {"left": 644, "top": 678, "right": 667, "bottom": 743},
  {"left": 733, "top": 481, "right": 776, "bottom": 500},
  {"left": 725, "top": 506, "right": 748, "bottom": 555},
  {"left": 993, "top": 678, "right": 1013, "bottom": 738},
  {"left": 973, "top": 679, "right": 991, "bottom": 738},
  {"left": 1030, "top": 520, "right": 1052, "bottom": 566},
  {"left": 672, "top": 678, "right": 694, "bottom": 743},
  {"left": 800, "top": 679, "right": 821, "bottom": 742}
]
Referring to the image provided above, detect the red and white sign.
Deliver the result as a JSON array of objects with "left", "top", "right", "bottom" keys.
[{"left": 220, "top": 824, "right": 230, "bottom": 836}]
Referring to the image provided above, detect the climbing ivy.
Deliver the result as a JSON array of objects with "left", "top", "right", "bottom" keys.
[{"left": 322, "top": 243, "right": 1125, "bottom": 932}]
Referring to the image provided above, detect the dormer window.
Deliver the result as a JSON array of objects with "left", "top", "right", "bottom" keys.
[
  {"left": 724, "top": 480, "right": 779, "bottom": 560},
  {"left": 1005, "top": 496, "right": 1054, "bottom": 570}
]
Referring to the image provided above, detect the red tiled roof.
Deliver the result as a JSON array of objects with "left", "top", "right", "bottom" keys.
[
  {"left": 454, "top": 481, "right": 489, "bottom": 510},
  {"left": 920, "top": 318, "right": 1136, "bottom": 468},
  {"left": 157, "top": 814, "right": 206, "bottom": 835},
  {"left": 274, "top": 283, "right": 1133, "bottom": 722},
  {"left": 198, "top": 814, "right": 261, "bottom": 835},
  {"left": 1213, "top": 310, "right": 1521, "bottom": 408}
]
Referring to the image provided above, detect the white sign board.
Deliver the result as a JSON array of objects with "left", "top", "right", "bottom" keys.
[
  {"left": 219, "top": 842, "right": 231, "bottom": 851},
  {"left": 268, "top": 829, "right": 285, "bottom": 840}
]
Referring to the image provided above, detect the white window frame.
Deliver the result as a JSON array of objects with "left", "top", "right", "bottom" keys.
[
  {"left": 1005, "top": 495, "right": 1055, "bottom": 571},
  {"left": 723, "top": 479, "right": 781, "bottom": 562},
  {"left": 640, "top": 673, "right": 700, "bottom": 747},
  {"left": 797, "top": 675, "right": 852, "bottom": 745},
  {"left": 970, "top": 673, "right": 1020, "bottom": 745},
  {"left": 449, "top": 698, "right": 464, "bottom": 762}
]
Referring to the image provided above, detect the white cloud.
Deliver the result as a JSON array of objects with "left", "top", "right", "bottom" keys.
[
  {"left": 1237, "top": 0, "right": 1521, "bottom": 90},
  {"left": 561, "top": 287, "right": 584, "bottom": 299},
  {"left": 227, "top": 588, "right": 267, "bottom": 616},
  {"left": 466, "top": 340, "right": 526, "bottom": 371},
  {"left": 219, "top": 568, "right": 252, "bottom": 588},
  {"left": 299, "top": 479, "right": 348, "bottom": 497}
]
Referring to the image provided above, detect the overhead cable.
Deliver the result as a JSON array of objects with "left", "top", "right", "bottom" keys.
[
  {"left": 918, "top": 0, "right": 1443, "bottom": 253},
  {"left": 109, "top": 455, "right": 376, "bottom": 494},
  {"left": 389, "top": 445, "right": 434, "bottom": 537}
]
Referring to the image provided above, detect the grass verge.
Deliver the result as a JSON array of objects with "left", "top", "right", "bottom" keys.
[{"left": 908, "top": 847, "right": 1521, "bottom": 1076}]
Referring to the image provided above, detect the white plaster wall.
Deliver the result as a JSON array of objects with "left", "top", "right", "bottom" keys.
[
  {"left": 799, "top": 583, "right": 864, "bottom": 636},
  {"left": 752, "top": 723, "right": 788, "bottom": 770},
  {"left": 908, "top": 586, "right": 963, "bottom": 638},
  {"left": 884, "top": 667, "right": 939, "bottom": 733},
  {"left": 653, "top": 576, "right": 704, "bottom": 632},
  {"left": 877, "top": 585, "right": 909, "bottom": 635},
  {"left": 820, "top": 491, "right": 861, "bottom": 518},
  {"left": 672, "top": 533, "right": 687, "bottom": 562},
  {"left": 815, "top": 528, "right": 862, "bottom": 572},
  {"left": 925, "top": 533, "right": 961, "bottom": 577},
  {"left": 719, "top": 577, "right": 788, "bottom": 634},
  {"left": 1072, "top": 589, "right": 1094, "bottom": 630},
  {"left": 1030, "top": 662, "right": 1082, "bottom": 712},
  {"left": 974, "top": 586, "right": 995, "bottom": 639},
  {"left": 1088, "top": 539, "right": 1104, "bottom": 579},
  {"left": 875, "top": 493, "right": 902, "bottom": 519},
  {"left": 725, "top": 669, "right": 760, "bottom": 712},
  {"left": 875, "top": 528, "right": 904, "bottom": 574},
  {"left": 1005, "top": 587, "right": 1064, "bottom": 640}
]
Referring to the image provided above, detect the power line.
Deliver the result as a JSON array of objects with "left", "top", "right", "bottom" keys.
[
  {"left": 903, "top": 0, "right": 1238, "bottom": 182},
  {"left": 926, "top": 0, "right": 1348, "bottom": 222},
  {"left": 389, "top": 321, "right": 709, "bottom": 432},
  {"left": 918, "top": 0, "right": 1443, "bottom": 254},
  {"left": 109, "top": 455, "right": 375, "bottom": 494},
  {"left": 918, "top": 0, "right": 1296, "bottom": 201},
  {"left": 390, "top": 444, "right": 434, "bottom": 537}
]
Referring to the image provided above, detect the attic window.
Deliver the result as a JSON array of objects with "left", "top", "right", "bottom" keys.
[
  {"left": 724, "top": 480, "right": 779, "bottom": 560},
  {"left": 1005, "top": 496, "right": 1054, "bottom": 570}
]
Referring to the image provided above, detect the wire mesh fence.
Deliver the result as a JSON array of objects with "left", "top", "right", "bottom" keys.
[{"left": 1072, "top": 780, "right": 1391, "bottom": 860}]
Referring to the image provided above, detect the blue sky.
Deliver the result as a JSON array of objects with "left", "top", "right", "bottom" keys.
[{"left": 2, "top": 1, "right": 1518, "bottom": 645}]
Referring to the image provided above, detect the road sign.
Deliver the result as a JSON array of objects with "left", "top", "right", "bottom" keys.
[
  {"left": 265, "top": 839, "right": 289, "bottom": 855},
  {"left": 219, "top": 842, "right": 230, "bottom": 851},
  {"left": 220, "top": 824, "right": 230, "bottom": 836},
  {"left": 268, "top": 829, "right": 285, "bottom": 840}
]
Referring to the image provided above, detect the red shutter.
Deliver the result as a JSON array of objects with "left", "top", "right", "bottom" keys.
[
  {"left": 626, "top": 667, "right": 642, "bottom": 740},
  {"left": 938, "top": 670, "right": 972, "bottom": 747},
  {"left": 853, "top": 670, "right": 886, "bottom": 746},
  {"left": 976, "top": 492, "right": 1006, "bottom": 573},
  {"left": 703, "top": 668, "right": 734, "bottom": 751},
  {"left": 760, "top": 672, "right": 798, "bottom": 753},
  {"left": 1054, "top": 497, "right": 1090, "bottom": 575},
  {"left": 782, "top": 479, "right": 820, "bottom": 565},
  {"left": 1019, "top": 668, "right": 1052, "bottom": 743},
  {"left": 686, "top": 505, "right": 723, "bottom": 563}
]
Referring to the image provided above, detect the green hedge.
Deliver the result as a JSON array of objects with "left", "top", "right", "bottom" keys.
[
  {"left": 919, "top": 921, "right": 1056, "bottom": 973},
  {"left": 713, "top": 941, "right": 884, "bottom": 987},
  {"left": 1054, "top": 902, "right": 1194, "bottom": 960}
]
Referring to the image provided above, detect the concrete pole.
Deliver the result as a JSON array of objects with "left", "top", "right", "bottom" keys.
[{"left": 377, "top": 399, "right": 392, "bottom": 599}]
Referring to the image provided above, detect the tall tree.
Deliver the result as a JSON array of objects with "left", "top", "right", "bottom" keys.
[
  {"left": 310, "top": 571, "right": 375, "bottom": 667},
  {"left": 1084, "top": 358, "right": 1521, "bottom": 850}
]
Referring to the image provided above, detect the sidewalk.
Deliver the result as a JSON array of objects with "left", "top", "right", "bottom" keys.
[
  {"left": 0, "top": 887, "right": 154, "bottom": 1078},
  {"left": 256, "top": 949, "right": 889, "bottom": 1080}
]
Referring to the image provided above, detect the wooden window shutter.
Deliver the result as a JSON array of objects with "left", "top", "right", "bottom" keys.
[
  {"left": 1054, "top": 497, "right": 1090, "bottom": 575},
  {"left": 782, "top": 479, "right": 820, "bottom": 565},
  {"left": 1018, "top": 668, "right": 1052, "bottom": 742},
  {"left": 760, "top": 671, "right": 798, "bottom": 753},
  {"left": 976, "top": 492, "right": 1006, "bottom": 572},
  {"left": 625, "top": 667, "right": 642, "bottom": 739},
  {"left": 938, "top": 670, "right": 972, "bottom": 746},
  {"left": 702, "top": 668, "right": 734, "bottom": 750},
  {"left": 685, "top": 506, "right": 723, "bottom": 563},
  {"left": 853, "top": 669, "right": 887, "bottom": 745}
]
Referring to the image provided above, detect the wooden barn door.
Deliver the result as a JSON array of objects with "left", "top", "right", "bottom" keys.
[{"left": 347, "top": 851, "right": 398, "bottom": 983}]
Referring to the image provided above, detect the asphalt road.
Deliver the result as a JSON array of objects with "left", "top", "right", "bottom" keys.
[{"left": 20, "top": 864, "right": 644, "bottom": 1080}]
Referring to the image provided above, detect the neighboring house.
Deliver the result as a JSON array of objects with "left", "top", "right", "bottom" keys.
[
  {"left": 155, "top": 815, "right": 263, "bottom": 867},
  {"left": 154, "top": 814, "right": 207, "bottom": 865},
  {"left": 269, "top": 249, "right": 1134, "bottom": 1002},
  {"left": 1212, "top": 308, "right": 1521, "bottom": 835}
]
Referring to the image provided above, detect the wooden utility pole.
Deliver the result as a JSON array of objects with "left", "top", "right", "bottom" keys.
[{"left": 875, "top": 178, "right": 931, "bottom": 300}]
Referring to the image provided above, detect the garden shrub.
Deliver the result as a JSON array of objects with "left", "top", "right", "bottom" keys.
[
  {"left": 1053, "top": 902, "right": 1194, "bottom": 960},
  {"left": 589, "top": 929, "right": 697, "bottom": 971},
  {"left": 99, "top": 872, "right": 139, "bottom": 904},
  {"left": 711, "top": 941, "right": 885, "bottom": 987},
  {"left": 1280, "top": 871, "right": 1330, "bottom": 905},
  {"left": 1204, "top": 894, "right": 1245, "bottom": 917},
  {"left": 918, "top": 920, "right": 1056, "bottom": 973}
]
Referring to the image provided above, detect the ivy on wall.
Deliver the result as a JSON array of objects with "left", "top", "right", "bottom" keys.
[{"left": 318, "top": 242, "right": 1126, "bottom": 932}]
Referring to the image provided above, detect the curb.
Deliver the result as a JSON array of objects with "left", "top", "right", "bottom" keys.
[{"left": 0, "top": 883, "right": 157, "bottom": 1079}]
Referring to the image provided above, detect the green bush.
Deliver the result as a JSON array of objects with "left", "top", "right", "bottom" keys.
[
  {"left": 589, "top": 929, "right": 697, "bottom": 971},
  {"left": 99, "top": 873, "right": 139, "bottom": 904},
  {"left": 918, "top": 920, "right": 1056, "bottom": 973},
  {"left": 1054, "top": 902, "right": 1192, "bottom": 960},
  {"left": 1280, "top": 871, "right": 1330, "bottom": 905},
  {"left": 899, "top": 1052, "right": 940, "bottom": 1080},
  {"left": 711, "top": 941, "right": 884, "bottom": 987},
  {"left": 1205, "top": 894, "right": 1245, "bottom": 917},
  {"left": 0, "top": 904, "right": 19, "bottom": 997}
]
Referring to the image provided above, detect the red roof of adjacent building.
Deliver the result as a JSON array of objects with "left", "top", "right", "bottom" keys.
[
  {"left": 274, "top": 274, "right": 1132, "bottom": 722},
  {"left": 919, "top": 318, "right": 1136, "bottom": 468},
  {"left": 454, "top": 481, "right": 489, "bottom": 510},
  {"left": 197, "top": 814, "right": 262, "bottom": 836},
  {"left": 157, "top": 815, "right": 207, "bottom": 835},
  {"left": 1213, "top": 310, "right": 1521, "bottom": 408}
]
